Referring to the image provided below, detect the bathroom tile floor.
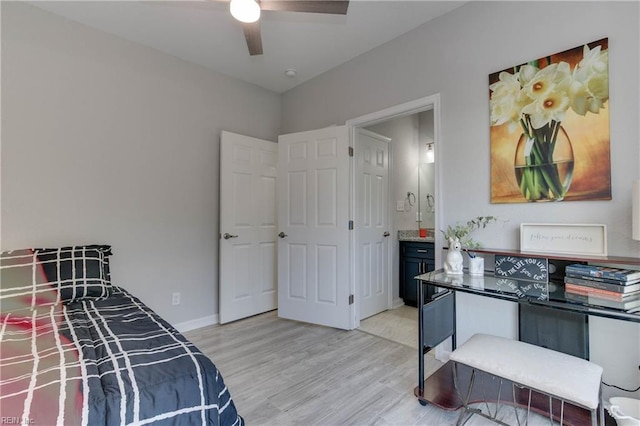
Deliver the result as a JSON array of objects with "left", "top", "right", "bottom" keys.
[{"left": 359, "top": 305, "right": 420, "bottom": 349}]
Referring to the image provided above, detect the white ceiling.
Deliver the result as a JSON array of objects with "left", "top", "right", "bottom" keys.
[{"left": 29, "top": 0, "right": 466, "bottom": 93}]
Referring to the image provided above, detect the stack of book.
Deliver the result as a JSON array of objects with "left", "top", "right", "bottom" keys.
[{"left": 564, "top": 264, "right": 640, "bottom": 311}]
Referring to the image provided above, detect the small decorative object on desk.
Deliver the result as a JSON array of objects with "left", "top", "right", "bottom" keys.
[
  {"left": 468, "top": 255, "right": 485, "bottom": 276},
  {"left": 444, "top": 237, "right": 463, "bottom": 275},
  {"left": 442, "top": 216, "right": 497, "bottom": 275}
]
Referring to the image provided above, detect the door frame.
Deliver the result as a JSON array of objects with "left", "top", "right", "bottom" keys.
[{"left": 346, "top": 93, "right": 442, "bottom": 329}]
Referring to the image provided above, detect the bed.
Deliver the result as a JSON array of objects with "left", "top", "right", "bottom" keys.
[{"left": 0, "top": 246, "right": 243, "bottom": 425}]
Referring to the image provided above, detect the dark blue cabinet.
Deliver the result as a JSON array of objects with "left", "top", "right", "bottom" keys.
[{"left": 400, "top": 241, "right": 435, "bottom": 307}]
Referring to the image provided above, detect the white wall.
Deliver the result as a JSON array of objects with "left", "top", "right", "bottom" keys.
[
  {"left": 1, "top": 3, "right": 281, "bottom": 326},
  {"left": 282, "top": 1, "right": 640, "bottom": 399}
]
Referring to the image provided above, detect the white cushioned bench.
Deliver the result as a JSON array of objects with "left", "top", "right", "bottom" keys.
[{"left": 449, "top": 333, "right": 604, "bottom": 425}]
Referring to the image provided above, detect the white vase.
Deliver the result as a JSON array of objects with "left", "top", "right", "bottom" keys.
[{"left": 468, "top": 257, "right": 484, "bottom": 276}]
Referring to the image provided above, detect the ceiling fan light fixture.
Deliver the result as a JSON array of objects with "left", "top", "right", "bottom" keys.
[{"left": 230, "top": 0, "right": 261, "bottom": 23}]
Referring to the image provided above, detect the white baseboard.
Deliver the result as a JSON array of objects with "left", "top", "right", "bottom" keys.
[{"left": 174, "top": 314, "right": 219, "bottom": 333}]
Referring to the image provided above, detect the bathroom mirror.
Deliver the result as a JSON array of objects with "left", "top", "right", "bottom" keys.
[
  {"left": 417, "top": 110, "right": 436, "bottom": 233},
  {"left": 418, "top": 162, "right": 435, "bottom": 230}
]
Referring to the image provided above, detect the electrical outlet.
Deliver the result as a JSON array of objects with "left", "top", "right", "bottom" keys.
[
  {"left": 396, "top": 201, "right": 404, "bottom": 212},
  {"left": 172, "top": 292, "right": 181, "bottom": 306}
]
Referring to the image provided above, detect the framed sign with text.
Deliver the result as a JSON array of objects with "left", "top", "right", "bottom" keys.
[
  {"left": 520, "top": 223, "right": 607, "bottom": 256},
  {"left": 495, "top": 255, "right": 549, "bottom": 283}
]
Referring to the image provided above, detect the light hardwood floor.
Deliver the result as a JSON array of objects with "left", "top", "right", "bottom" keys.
[{"left": 184, "top": 310, "right": 554, "bottom": 425}]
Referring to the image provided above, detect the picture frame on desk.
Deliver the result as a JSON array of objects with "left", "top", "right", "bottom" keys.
[{"left": 520, "top": 223, "right": 607, "bottom": 257}]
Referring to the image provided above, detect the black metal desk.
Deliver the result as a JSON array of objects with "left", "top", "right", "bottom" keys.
[{"left": 414, "top": 269, "right": 640, "bottom": 422}]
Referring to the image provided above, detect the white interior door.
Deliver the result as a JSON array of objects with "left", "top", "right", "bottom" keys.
[
  {"left": 355, "top": 128, "right": 390, "bottom": 319},
  {"left": 219, "top": 131, "right": 278, "bottom": 324},
  {"left": 277, "top": 126, "right": 352, "bottom": 330}
]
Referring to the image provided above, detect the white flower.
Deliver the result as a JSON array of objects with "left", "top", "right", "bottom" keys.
[
  {"left": 489, "top": 71, "right": 529, "bottom": 131},
  {"left": 519, "top": 63, "right": 572, "bottom": 128},
  {"left": 522, "top": 87, "right": 571, "bottom": 129},
  {"left": 570, "top": 44, "right": 609, "bottom": 115},
  {"left": 523, "top": 62, "right": 572, "bottom": 101},
  {"left": 489, "top": 67, "right": 537, "bottom": 132},
  {"left": 489, "top": 43, "right": 608, "bottom": 132},
  {"left": 518, "top": 64, "right": 540, "bottom": 90}
]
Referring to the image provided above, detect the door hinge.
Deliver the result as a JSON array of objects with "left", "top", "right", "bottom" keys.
[
  {"left": 348, "top": 146, "right": 354, "bottom": 157},
  {"left": 348, "top": 220, "right": 354, "bottom": 230},
  {"left": 349, "top": 294, "right": 354, "bottom": 305}
]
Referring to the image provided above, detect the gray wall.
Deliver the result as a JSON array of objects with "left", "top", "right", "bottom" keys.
[
  {"left": 1, "top": 3, "right": 281, "bottom": 326},
  {"left": 282, "top": 1, "right": 640, "bottom": 399}
]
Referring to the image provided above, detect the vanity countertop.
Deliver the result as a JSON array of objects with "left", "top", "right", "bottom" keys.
[
  {"left": 397, "top": 230, "right": 435, "bottom": 243},
  {"left": 400, "top": 236, "right": 435, "bottom": 242}
]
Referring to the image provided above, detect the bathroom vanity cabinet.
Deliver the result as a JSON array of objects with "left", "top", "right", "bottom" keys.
[{"left": 399, "top": 241, "right": 435, "bottom": 306}]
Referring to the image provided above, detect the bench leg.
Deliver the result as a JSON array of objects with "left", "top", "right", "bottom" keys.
[
  {"left": 453, "top": 365, "right": 512, "bottom": 426},
  {"left": 598, "top": 383, "right": 604, "bottom": 426},
  {"left": 453, "top": 363, "right": 477, "bottom": 426},
  {"left": 511, "top": 383, "right": 532, "bottom": 426},
  {"left": 478, "top": 370, "right": 503, "bottom": 419}
]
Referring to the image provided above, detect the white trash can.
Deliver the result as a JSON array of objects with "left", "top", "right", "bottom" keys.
[{"left": 608, "top": 398, "right": 640, "bottom": 426}]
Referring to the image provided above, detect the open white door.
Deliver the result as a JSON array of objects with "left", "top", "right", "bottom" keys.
[
  {"left": 219, "top": 131, "right": 278, "bottom": 324},
  {"left": 277, "top": 126, "right": 352, "bottom": 330},
  {"left": 355, "top": 128, "right": 390, "bottom": 320}
]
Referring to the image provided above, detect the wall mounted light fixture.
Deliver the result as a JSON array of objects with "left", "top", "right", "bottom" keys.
[{"left": 426, "top": 143, "right": 435, "bottom": 164}]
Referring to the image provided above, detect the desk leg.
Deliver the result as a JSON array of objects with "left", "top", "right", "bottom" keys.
[
  {"left": 452, "top": 291, "right": 457, "bottom": 350},
  {"left": 417, "top": 278, "right": 424, "bottom": 396}
]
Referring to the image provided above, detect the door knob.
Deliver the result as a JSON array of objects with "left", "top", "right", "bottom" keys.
[
  {"left": 383, "top": 232, "right": 390, "bottom": 237},
  {"left": 278, "top": 232, "right": 288, "bottom": 238},
  {"left": 223, "top": 233, "right": 238, "bottom": 240}
]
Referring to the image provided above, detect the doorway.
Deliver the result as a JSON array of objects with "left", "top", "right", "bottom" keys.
[
  {"left": 347, "top": 94, "right": 441, "bottom": 328},
  {"left": 219, "top": 94, "right": 441, "bottom": 330}
]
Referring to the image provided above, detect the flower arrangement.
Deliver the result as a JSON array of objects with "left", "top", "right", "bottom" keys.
[
  {"left": 489, "top": 42, "right": 609, "bottom": 201},
  {"left": 441, "top": 216, "right": 498, "bottom": 255}
]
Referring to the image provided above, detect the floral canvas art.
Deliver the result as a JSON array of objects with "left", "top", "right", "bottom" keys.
[{"left": 489, "top": 39, "right": 611, "bottom": 203}]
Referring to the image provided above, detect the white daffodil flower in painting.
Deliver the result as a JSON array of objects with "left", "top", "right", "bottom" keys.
[
  {"left": 517, "top": 64, "right": 538, "bottom": 88},
  {"left": 489, "top": 71, "right": 526, "bottom": 131},
  {"left": 522, "top": 62, "right": 572, "bottom": 102},
  {"left": 522, "top": 88, "right": 571, "bottom": 129},
  {"left": 570, "top": 45, "right": 609, "bottom": 115}
]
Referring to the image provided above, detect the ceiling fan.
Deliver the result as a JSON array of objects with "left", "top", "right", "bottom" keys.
[{"left": 227, "top": 0, "right": 349, "bottom": 55}]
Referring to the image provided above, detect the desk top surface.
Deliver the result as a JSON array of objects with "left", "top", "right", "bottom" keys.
[{"left": 417, "top": 269, "right": 640, "bottom": 323}]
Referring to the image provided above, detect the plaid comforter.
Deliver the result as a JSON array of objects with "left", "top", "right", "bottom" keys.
[{"left": 1, "top": 251, "right": 243, "bottom": 425}]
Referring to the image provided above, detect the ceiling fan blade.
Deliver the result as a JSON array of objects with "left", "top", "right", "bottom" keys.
[
  {"left": 260, "top": 1, "right": 349, "bottom": 15},
  {"left": 242, "top": 22, "right": 263, "bottom": 56}
]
